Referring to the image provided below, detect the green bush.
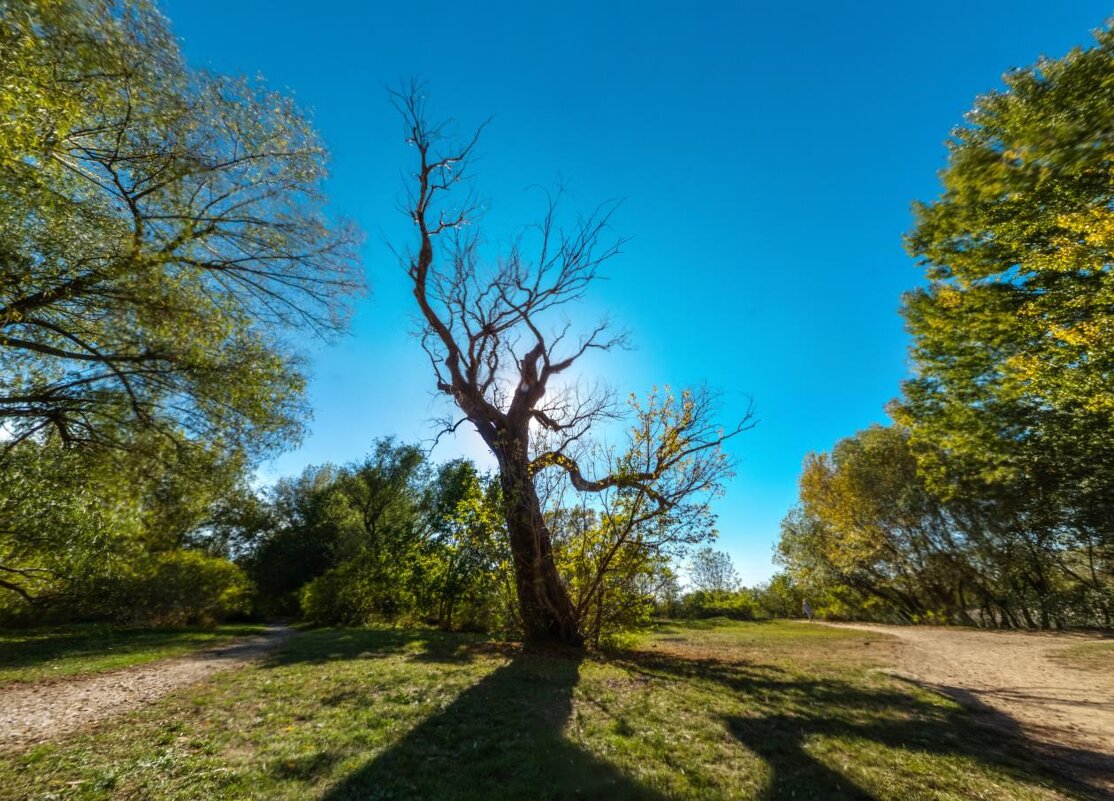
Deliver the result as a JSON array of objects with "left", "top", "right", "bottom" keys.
[
  {"left": 0, "top": 550, "right": 252, "bottom": 628},
  {"left": 79, "top": 551, "right": 252, "bottom": 626},
  {"left": 681, "top": 589, "right": 763, "bottom": 621},
  {"left": 300, "top": 558, "right": 419, "bottom": 626}
]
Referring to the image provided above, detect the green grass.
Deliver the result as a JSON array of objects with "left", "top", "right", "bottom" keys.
[
  {"left": 1047, "top": 639, "right": 1114, "bottom": 674},
  {"left": 0, "top": 620, "right": 1095, "bottom": 800},
  {"left": 0, "top": 623, "right": 268, "bottom": 685}
]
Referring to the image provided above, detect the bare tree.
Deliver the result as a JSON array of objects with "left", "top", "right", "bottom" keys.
[{"left": 394, "top": 85, "right": 751, "bottom": 645}]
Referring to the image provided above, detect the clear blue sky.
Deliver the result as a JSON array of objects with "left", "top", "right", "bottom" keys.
[{"left": 163, "top": 0, "right": 1110, "bottom": 584}]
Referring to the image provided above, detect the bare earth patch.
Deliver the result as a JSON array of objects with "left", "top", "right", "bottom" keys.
[
  {"left": 0, "top": 625, "right": 292, "bottom": 750},
  {"left": 824, "top": 622, "right": 1114, "bottom": 794}
]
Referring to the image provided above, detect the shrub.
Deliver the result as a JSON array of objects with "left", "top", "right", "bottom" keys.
[
  {"left": 681, "top": 589, "right": 763, "bottom": 621},
  {"left": 77, "top": 550, "right": 252, "bottom": 626},
  {"left": 299, "top": 558, "right": 418, "bottom": 626}
]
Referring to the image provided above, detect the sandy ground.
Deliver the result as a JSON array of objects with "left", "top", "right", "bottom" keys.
[
  {"left": 825, "top": 622, "right": 1114, "bottom": 794},
  {"left": 0, "top": 625, "right": 292, "bottom": 750}
]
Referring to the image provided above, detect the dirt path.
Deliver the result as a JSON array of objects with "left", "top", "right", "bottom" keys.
[
  {"left": 0, "top": 625, "right": 293, "bottom": 750},
  {"left": 824, "top": 623, "right": 1114, "bottom": 793}
]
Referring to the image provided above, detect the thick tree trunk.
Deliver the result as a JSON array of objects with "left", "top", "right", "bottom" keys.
[{"left": 492, "top": 433, "right": 583, "bottom": 646}]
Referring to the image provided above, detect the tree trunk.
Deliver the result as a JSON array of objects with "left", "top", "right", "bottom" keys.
[{"left": 492, "top": 432, "right": 583, "bottom": 646}]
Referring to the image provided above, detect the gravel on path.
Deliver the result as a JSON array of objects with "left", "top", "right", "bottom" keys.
[
  {"left": 823, "top": 622, "right": 1113, "bottom": 796},
  {"left": 0, "top": 624, "right": 293, "bottom": 750}
]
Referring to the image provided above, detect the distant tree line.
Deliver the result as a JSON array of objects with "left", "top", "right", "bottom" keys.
[
  {"left": 772, "top": 27, "right": 1114, "bottom": 629},
  {"left": 232, "top": 439, "right": 724, "bottom": 646}
]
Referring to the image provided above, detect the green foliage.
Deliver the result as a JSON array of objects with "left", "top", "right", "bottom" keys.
[
  {"left": 0, "top": 433, "right": 255, "bottom": 626},
  {"left": 241, "top": 440, "right": 512, "bottom": 631},
  {"left": 299, "top": 557, "right": 418, "bottom": 626},
  {"left": 76, "top": 551, "right": 253, "bottom": 627},
  {"left": 680, "top": 589, "right": 762, "bottom": 620},
  {"left": 549, "top": 506, "right": 663, "bottom": 644},
  {"left": 670, "top": 549, "right": 762, "bottom": 621},
  {"left": 241, "top": 464, "right": 347, "bottom": 615},
  {"left": 0, "top": 0, "right": 360, "bottom": 629},
  {"left": 778, "top": 424, "right": 1113, "bottom": 627},
  {"left": 424, "top": 464, "right": 515, "bottom": 633},
  {"left": 750, "top": 573, "right": 804, "bottom": 619},
  {"left": 0, "top": 0, "right": 361, "bottom": 453},
  {"left": 244, "top": 435, "right": 699, "bottom": 641},
  {"left": 894, "top": 24, "right": 1114, "bottom": 627}
]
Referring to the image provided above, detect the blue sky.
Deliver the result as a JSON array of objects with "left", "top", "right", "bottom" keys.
[{"left": 163, "top": 0, "right": 1110, "bottom": 584}]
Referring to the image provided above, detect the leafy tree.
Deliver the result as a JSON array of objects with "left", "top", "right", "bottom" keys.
[
  {"left": 894, "top": 25, "right": 1114, "bottom": 626},
  {"left": 777, "top": 424, "right": 1111, "bottom": 627},
  {"left": 688, "top": 547, "right": 740, "bottom": 594},
  {"left": 0, "top": 0, "right": 361, "bottom": 619},
  {"left": 243, "top": 440, "right": 511, "bottom": 629},
  {"left": 0, "top": 440, "right": 128, "bottom": 607},
  {"left": 0, "top": 433, "right": 254, "bottom": 624},
  {"left": 793, "top": 426, "right": 977, "bottom": 622},
  {"left": 751, "top": 573, "right": 805, "bottom": 619},
  {"left": 244, "top": 464, "right": 346, "bottom": 614},
  {"left": 423, "top": 463, "right": 512, "bottom": 632},
  {"left": 0, "top": 0, "right": 361, "bottom": 453},
  {"left": 653, "top": 563, "right": 684, "bottom": 618},
  {"left": 392, "top": 85, "right": 750, "bottom": 644}
]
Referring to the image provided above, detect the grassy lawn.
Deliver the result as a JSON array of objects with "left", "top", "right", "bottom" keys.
[
  {"left": 0, "top": 620, "right": 1091, "bottom": 800},
  {"left": 1047, "top": 639, "right": 1114, "bottom": 674},
  {"left": 0, "top": 624, "right": 268, "bottom": 685}
]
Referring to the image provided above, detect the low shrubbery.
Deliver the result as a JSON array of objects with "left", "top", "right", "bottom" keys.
[
  {"left": 85, "top": 551, "right": 253, "bottom": 626},
  {"left": 681, "top": 589, "right": 763, "bottom": 621}
]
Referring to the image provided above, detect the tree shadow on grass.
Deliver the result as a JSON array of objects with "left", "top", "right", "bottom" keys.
[
  {"left": 319, "top": 647, "right": 668, "bottom": 801},
  {"left": 265, "top": 627, "right": 511, "bottom": 669},
  {"left": 614, "top": 649, "right": 1109, "bottom": 801}
]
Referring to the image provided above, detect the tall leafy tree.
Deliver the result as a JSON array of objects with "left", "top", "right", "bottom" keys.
[
  {"left": 895, "top": 24, "right": 1114, "bottom": 625},
  {"left": 0, "top": 0, "right": 361, "bottom": 452}
]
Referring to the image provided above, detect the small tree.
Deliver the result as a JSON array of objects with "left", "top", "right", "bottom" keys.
[
  {"left": 688, "top": 547, "right": 740, "bottom": 594},
  {"left": 393, "top": 85, "right": 751, "bottom": 644}
]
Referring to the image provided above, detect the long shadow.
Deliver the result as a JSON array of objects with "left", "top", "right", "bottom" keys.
[
  {"left": 267, "top": 630, "right": 1106, "bottom": 799},
  {"left": 908, "top": 679, "right": 1114, "bottom": 798},
  {"left": 614, "top": 649, "right": 1110, "bottom": 801},
  {"left": 265, "top": 627, "right": 510, "bottom": 668},
  {"left": 320, "top": 647, "right": 668, "bottom": 801}
]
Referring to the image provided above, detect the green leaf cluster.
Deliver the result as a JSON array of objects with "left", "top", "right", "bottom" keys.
[{"left": 0, "top": 0, "right": 362, "bottom": 453}]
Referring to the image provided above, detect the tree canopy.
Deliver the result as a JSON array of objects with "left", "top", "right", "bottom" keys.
[
  {"left": 776, "top": 26, "right": 1114, "bottom": 628},
  {"left": 898, "top": 26, "right": 1114, "bottom": 527},
  {"left": 0, "top": 0, "right": 361, "bottom": 623},
  {"left": 0, "top": 0, "right": 361, "bottom": 454}
]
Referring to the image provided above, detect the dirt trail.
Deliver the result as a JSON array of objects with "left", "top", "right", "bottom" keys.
[
  {"left": 0, "top": 625, "right": 293, "bottom": 750},
  {"left": 825, "top": 623, "right": 1114, "bottom": 792}
]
